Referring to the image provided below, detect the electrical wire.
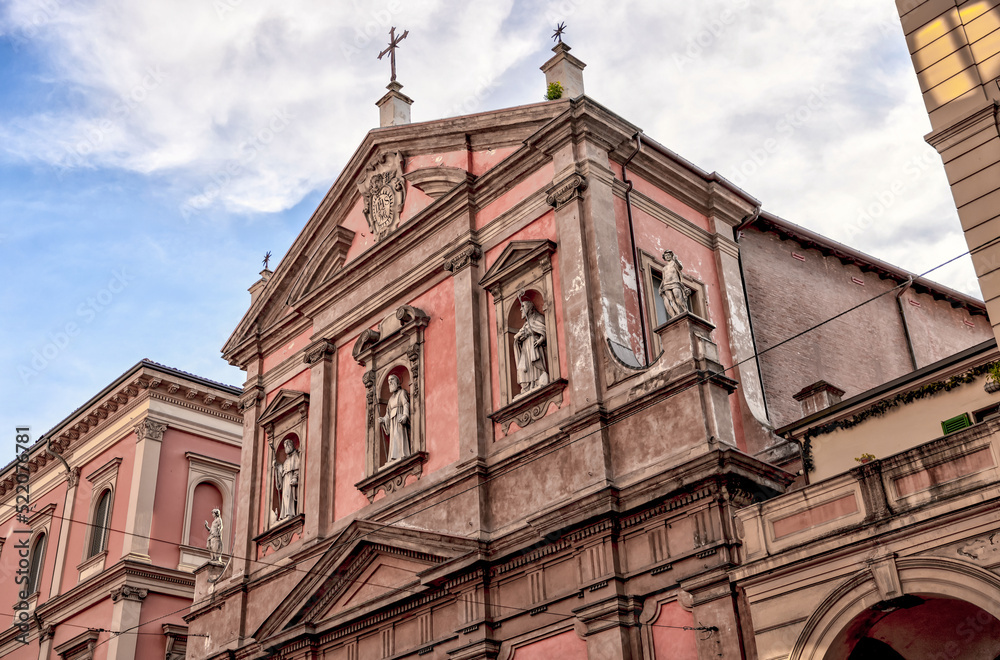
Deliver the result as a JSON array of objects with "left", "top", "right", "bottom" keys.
[{"left": 4, "top": 240, "right": 994, "bottom": 652}]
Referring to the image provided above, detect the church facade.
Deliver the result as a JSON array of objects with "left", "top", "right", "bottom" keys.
[{"left": 185, "top": 40, "right": 995, "bottom": 660}]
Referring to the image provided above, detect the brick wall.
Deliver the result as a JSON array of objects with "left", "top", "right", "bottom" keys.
[{"left": 741, "top": 224, "right": 991, "bottom": 428}]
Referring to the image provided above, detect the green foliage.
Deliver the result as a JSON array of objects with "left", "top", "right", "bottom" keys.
[
  {"left": 799, "top": 361, "right": 998, "bottom": 473},
  {"left": 854, "top": 453, "right": 876, "bottom": 464},
  {"left": 545, "top": 81, "right": 564, "bottom": 101}
]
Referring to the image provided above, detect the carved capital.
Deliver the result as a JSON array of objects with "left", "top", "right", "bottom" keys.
[
  {"left": 545, "top": 173, "right": 588, "bottom": 209},
  {"left": 239, "top": 386, "right": 264, "bottom": 413},
  {"left": 304, "top": 338, "right": 336, "bottom": 365},
  {"left": 133, "top": 420, "right": 166, "bottom": 443},
  {"left": 111, "top": 585, "right": 149, "bottom": 602},
  {"left": 67, "top": 467, "right": 81, "bottom": 488},
  {"left": 443, "top": 244, "right": 483, "bottom": 274}
]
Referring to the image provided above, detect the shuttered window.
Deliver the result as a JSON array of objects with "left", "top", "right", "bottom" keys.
[
  {"left": 27, "top": 533, "right": 46, "bottom": 594},
  {"left": 941, "top": 413, "right": 972, "bottom": 435},
  {"left": 88, "top": 490, "right": 112, "bottom": 558}
]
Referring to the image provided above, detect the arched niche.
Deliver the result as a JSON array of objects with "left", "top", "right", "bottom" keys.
[{"left": 353, "top": 305, "right": 429, "bottom": 502}]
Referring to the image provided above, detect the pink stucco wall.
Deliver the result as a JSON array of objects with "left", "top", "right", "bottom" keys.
[
  {"left": 333, "top": 277, "right": 460, "bottom": 521},
  {"left": 149, "top": 427, "right": 240, "bottom": 568},
  {"left": 476, "top": 163, "right": 555, "bottom": 229},
  {"left": 263, "top": 327, "right": 313, "bottom": 373},
  {"left": 651, "top": 601, "right": 699, "bottom": 659}
]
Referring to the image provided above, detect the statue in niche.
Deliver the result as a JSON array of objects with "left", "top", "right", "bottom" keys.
[
  {"left": 658, "top": 250, "right": 691, "bottom": 320},
  {"left": 379, "top": 374, "right": 411, "bottom": 465},
  {"left": 513, "top": 298, "right": 549, "bottom": 395},
  {"left": 274, "top": 438, "right": 300, "bottom": 520},
  {"left": 204, "top": 508, "right": 224, "bottom": 563}
]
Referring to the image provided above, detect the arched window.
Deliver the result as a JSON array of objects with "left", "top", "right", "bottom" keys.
[
  {"left": 88, "top": 489, "right": 112, "bottom": 558},
  {"left": 27, "top": 533, "right": 46, "bottom": 594}
]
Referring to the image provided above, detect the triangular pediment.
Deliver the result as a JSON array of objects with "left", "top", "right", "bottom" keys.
[
  {"left": 258, "top": 389, "right": 309, "bottom": 427},
  {"left": 479, "top": 239, "right": 557, "bottom": 291},
  {"left": 254, "top": 521, "right": 480, "bottom": 641},
  {"left": 286, "top": 225, "right": 356, "bottom": 306}
]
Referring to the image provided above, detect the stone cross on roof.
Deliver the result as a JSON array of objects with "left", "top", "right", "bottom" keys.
[{"left": 378, "top": 26, "right": 408, "bottom": 83}]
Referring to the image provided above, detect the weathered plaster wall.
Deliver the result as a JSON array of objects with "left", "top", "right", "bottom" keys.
[{"left": 741, "top": 226, "right": 989, "bottom": 428}]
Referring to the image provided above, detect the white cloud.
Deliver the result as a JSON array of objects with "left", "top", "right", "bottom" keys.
[{"left": 0, "top": 0, "right": 980, "bottom": 293}]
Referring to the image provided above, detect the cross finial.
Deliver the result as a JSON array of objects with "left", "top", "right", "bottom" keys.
[
  {"left": 263, "top": 251, "right": 272, "bottom": 269},
  {"left": 378, "top": 26, "right": 409, "bottom": 83},
  {"left": 552, "top": 22, "right": 566, "bottom": 43}
]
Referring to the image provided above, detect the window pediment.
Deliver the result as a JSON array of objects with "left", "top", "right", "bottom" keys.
[
  {"left": 258, "top": 390, "right": 309, "bottom": 433},
  {"left": 478, "top": 239, "right": 557, "bottom": 295}
]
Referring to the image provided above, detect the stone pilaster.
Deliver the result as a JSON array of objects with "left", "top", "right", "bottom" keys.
[
  {"left": 232, "top": 370, "right": 264, "bottom": 581},
  {"left": 444, "top": 242, "right": 488, "bottom": 461},
  {"left": 122, "top": 419, "right": 166, "bottom": 562},
  {"left": 105, "top": 585, "right": 148, "bottom": 659},
  {"left": 304, "top": 339, "right": 336, "bottom": 541},
  {"left": 48, "top": 467, "right": 80, "bottom": 597}
]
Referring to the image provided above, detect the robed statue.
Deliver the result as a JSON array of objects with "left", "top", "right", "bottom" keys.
[
  {"left": 274, "top": 438, "right": 300, "bottom": 520},
  {"left": 205, "top": 508, "right": 224, "bottom": 563},
  {"left": 658, "top": 250, "right": 690, "bottom": 321},
  {"left": 513, "top": 299, "right": 549, "bottom": 395},
  {"left": 379, "top": 374, "right": 411, "bottom": 465}
]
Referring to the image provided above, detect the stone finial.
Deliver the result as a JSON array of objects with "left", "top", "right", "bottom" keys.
[
  {"left": 540, "top": 42, "right": 586, "bottom": 99},
  {"left": 793, "top": 381, "right": 845, "bottom": 417},
  {"left": 249, "top": 267, "right": 273, "bottom": 305},
  {"left": 377, "top": 81, "right": 413, "bottom": 127}
]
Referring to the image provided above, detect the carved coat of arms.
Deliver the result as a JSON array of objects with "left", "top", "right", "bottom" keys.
[{"left": 358, "top": 151, "right": 406, "bottom": 242}]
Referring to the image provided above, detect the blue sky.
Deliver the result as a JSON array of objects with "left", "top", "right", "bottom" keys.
[{"left": 0, "top": 0, "right": 979, "bottom": 459}]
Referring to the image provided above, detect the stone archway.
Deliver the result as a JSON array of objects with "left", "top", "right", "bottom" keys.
[
  {"left": 828, "top": 595, "right": 1000, "bottom": 659},
  {"left": 790, "top": 557, "right": 1000, "bottom": 660}
]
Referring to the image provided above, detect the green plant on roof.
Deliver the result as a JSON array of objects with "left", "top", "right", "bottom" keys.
[
  {"left": 854, "top": 453, "right": 876, "bottom": 464},
  {"left": 545, "top": 81, "right": 564, "bottom": 101}
]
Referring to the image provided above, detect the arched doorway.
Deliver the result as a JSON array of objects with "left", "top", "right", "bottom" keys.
[{"left": 824, "top": 595, "right": 1000, "bottom": 660}]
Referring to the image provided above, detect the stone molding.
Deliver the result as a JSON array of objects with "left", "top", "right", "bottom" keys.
[
  {"left": 354, "top": 451, "right": 428, "bottom": 503},
  {"left": 488, "top": 378, "right": 567, "bottom": 435},
  {"left": 253, "top": 513, "right": 304, "bottom": 555}
]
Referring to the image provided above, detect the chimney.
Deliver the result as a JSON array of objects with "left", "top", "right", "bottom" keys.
[
  {"left": 540, "top": 42, "right": 586, "bottom": 99},
  {"left": 249, "top": 268, "right": 273, "bottom": 305},
  {"left": 793, "top": 381, "right": 845, "bottom": 417},
  {"left": 377, "top": 81, "right": 413, "bottom": 127}
]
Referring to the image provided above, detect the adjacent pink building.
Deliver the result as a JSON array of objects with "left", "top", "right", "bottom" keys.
[{"left": 0, "top": 360, "right": 241, "bottom": 659}]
